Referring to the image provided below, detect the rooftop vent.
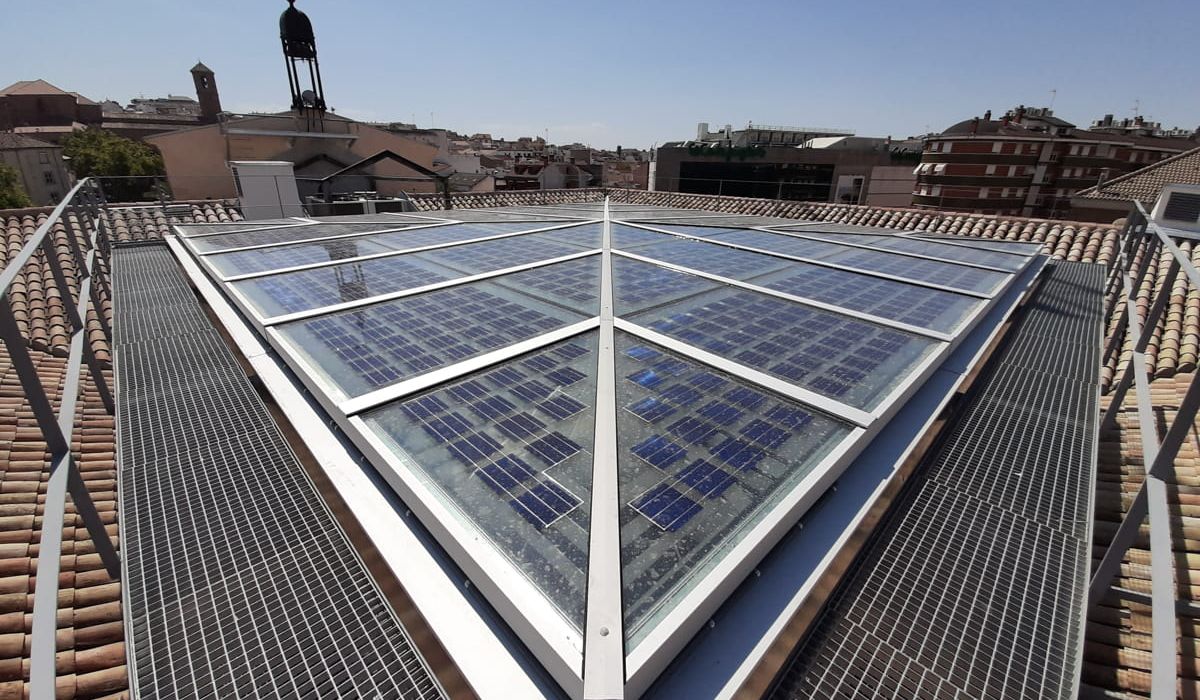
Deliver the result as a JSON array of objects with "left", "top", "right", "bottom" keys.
[{"left": 1151, "top": 184, "right": 1200, "bottom": 232}]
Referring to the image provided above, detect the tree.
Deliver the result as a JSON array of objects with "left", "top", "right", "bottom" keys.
[
  {"left": 61, "top": 128, "right": 165, "bottom": 202},
  {"left": 0, "top": 163, "right": 33, "bottom": 209}
]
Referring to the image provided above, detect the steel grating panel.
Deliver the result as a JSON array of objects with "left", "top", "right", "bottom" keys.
[
  {"left": 769, "top": 261, "right": 1103, "bottom": 700},
  {"left": 112, "top": 243, "right": 448, "bottom": 700}
]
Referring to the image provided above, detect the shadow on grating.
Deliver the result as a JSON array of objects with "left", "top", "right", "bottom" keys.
[
  {"left": 113, "top": 243, "right": 448, "bottom": 700},
  {"left": 769, "top": 261, "right": 1104, "bottom": 700}
]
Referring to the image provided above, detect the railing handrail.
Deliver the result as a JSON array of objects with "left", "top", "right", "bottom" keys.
[{"left": 0, "top": 177, "right": 120, "bottom": 700}]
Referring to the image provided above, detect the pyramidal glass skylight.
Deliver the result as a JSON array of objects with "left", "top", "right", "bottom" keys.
[{"left": 175, "top": 203, "right": 1041, "bottom": 696}]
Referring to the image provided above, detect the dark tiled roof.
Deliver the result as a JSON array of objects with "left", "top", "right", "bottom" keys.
[
  {"left": 1076, "top": 146, "right": 1200, "bottom": 204},
  {"left": 0, "top": 80, "right": 71, "bottom": 97},
  {"left": 0, "top": 133, "right": 58, "bottom": 150}
]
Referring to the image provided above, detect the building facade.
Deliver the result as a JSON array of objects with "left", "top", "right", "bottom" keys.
[
  {"left": 913, "top": 106, "right": 1197, "bottom": 218},
  {"left": 0, "top": 133, "right": 72, "bottom": 205}
]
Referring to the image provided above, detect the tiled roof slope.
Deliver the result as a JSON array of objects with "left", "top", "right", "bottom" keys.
[
  {"left": 1084, "top": 375, "right": 1200, "bottom": 698},
  {"left": 1077, "top": 146, "right": 1200, "bottom": 204},
  {"left": 0, "top": 352, "right": 126, "bottom": 699}
]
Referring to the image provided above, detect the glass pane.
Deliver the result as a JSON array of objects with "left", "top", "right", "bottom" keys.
[
  {"left": 206, "top": 222, "right": 559, "bottom": 276},
  {"left": 276, "top": 260, "right": 598, "bottom": 399},
  {"left": 754, "top": 266, "right": 983, "bottom": 334},
  {"left": 424, "top": 209, "right": 581, "bottom": 223},
  {"left": 823, "top": 247, "right": 1007, "bottom": 294},
  {"left": 616, "top": 332, "right": 853, "bottom": 650},
  {"left": 612, "top": 256, "right": 721, "bottom": 315},
  {"left": 493, "top": 256, "right": 601, "bottom": 312},
  {"left": 624, "top": 266, "right": 940, "bottom": 411},
  {"left": 208, "top": 236, "right": 395, "bottom": 277},
  {"left": 611, "top": 223, "right": 684, "bottom": 250},
  {"left": 190, "top": 221, "right": 422, "bottom": 252},
  {"left": 363, "top": 333, "right": 598, "bottom": 631},
  {"left": 415, "top": 231, "right": 596, "bottom": 275},
  {"left": 669, "top": 226, "right": 850, "bottom": 260},
  {"left": 177, "top": 219, "right": 300, "bottom": 236},
  {"left": 909, "top": 233, "right": 1044, "bottom": 255},
  {"left": 627, "top": 237, "right": 793, "bottom": 281},
  {"left": 513, "top": 222, "right": 604, "bottom": 249},
  {"left": 775, "top": 229, "right": 1028, "bottom": 271},
  {"left": 231, "top": 253, "right": 456, "bottom": 318}
]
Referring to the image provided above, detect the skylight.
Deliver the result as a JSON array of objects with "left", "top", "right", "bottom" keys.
[{"left": 174, "top": 201, "right": 1042, "bottom": 696}]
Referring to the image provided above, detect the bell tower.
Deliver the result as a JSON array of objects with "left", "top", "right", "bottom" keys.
[
  {"left": 280, "top": 0, "right": 326, "bottom": 128},
  {"left": 190, "top": 62, "right": 222, "bottom": 124}
]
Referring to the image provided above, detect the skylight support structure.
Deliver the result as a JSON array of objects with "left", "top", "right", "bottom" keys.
[{"left": 171, "top": 200, "right": 1044, "bottom": 698}]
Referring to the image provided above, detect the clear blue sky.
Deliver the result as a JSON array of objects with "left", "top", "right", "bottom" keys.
[{"left": 7, "top": 0, "right": 1198, "bottom": 149}]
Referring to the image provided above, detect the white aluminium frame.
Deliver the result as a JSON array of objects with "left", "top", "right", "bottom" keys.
[{"left": 171, "top": 199, "right": 1040, "bottom": 699}]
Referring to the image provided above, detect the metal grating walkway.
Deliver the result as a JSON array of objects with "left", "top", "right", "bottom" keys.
[
  {"left": 769, "top": 261, "right": 1104, "bottom": 700},
  {"left": 113, "top": 243, "right": 448, "bottom": 700}
]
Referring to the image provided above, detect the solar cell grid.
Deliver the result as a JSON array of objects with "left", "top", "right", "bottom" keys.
[
  {"left": 189, "top": 221, "right": 424, "bottom": 253},
  {"left": 628, "top": 279, "right": 939, "bottom": 410},
  {"left": 414, "top": 228, "right": 598, "bottom": 275},
  {"left": 626, "top": 236, "right": 793, "bottom": 280},
  {"left": 615, "top": 332, "right": 855, "bottom": 647},
  {"left": 612, "top": 257, "right": 721, "bottom": 314},
  {"left": 783, "top": 229, "right": 1027, "bottom": 270},
  {"left": 363, "top": 334, "right": 598, "bottom": 630},
  {"left": 277, "top": 275, "right": 590, "bottom": 398}
]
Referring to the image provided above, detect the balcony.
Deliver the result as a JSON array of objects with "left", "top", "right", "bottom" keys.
[
  {"left": 916, "top": 174, "right": 1030, "bottom": 187},
  {"left": 920, "top": 152, "right": 1040, "bottom": 165}
]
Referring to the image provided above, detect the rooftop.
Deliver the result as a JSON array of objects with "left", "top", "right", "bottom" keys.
[{"left": 1076, "top": 146, "right": 1200, "bottom": 204}]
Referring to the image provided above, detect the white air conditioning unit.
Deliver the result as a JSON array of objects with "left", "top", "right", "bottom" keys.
[
  {"left": 1150, "top": 184, "right": 1200, "bottom": 233},
  {"left": 229, "top": 161, "right": 305, "bottom": 220}
]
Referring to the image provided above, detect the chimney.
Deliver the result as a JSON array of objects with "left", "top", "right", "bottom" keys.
[
  {"left": 1015, "top": 106, "right": 1026, "bottom": 123},
  {"left": 983, "top": 109, "right": 992, "bottom": 121},
  {"left": 1001, "top": 114, "right": 1011, "bottom": 126},
  {"left": 970, "top": 117, "right": 979, "bottom": 135}
]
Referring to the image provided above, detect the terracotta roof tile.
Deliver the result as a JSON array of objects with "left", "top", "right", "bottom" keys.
[{"left": 1077, "top": 146, "right": 1200, "bottom": 205}]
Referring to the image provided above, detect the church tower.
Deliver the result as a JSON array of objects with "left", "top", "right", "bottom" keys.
[{"left": 190, "top": 62, "right": 221, "bottom": 124}]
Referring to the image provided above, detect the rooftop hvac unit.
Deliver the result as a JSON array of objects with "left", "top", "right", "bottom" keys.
[
  {"left": 229, "top": 161, "right": 305, "bottom": 220},
  {"left": 1150, "top": 184, "right": 1200, "bottom": 233}
]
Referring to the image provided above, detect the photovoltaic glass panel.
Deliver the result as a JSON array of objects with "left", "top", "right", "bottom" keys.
[
  {"left": 772, "top": 229, "right": 1029, "bottom": 271},
  {"left": 909, "top": 233, "right": 1044, "bottom": 255},
  {"left": 275, "top": 262, "right": 597, "bottom": 398},
  {"left": 492, "top": 255, "right": 602, "bottom": 312},
  {"left": 425, "top": 209, "right": 582, "bottom": 223},
  {"left": 534, "top": 223, "right": 605, "bottom": 248},
  {"left": 610, "top": 224, "right": 691, "bottom": 250},
  {"left": 622, "top": 237, "right": 793, "bottom": 281},
  {"left": 363, "top": 333, "right": 598, "bottom": 631},
  {"left": 624, "top": 265, "right": 939, "bottom": 410},
  {"left": 415, "top": 231, "right": 596, "bottom": 275},
  {"left": 189, "top": 222, "right": 424, "bottom": 252},
  {"left": 229, "top": 254, "right": 458, "bottom": 318},
  {"left": 823, "top": 247, "right": 1007, "bottom": 294},
  {"left": 753, "top": 265, "right": 983, "bottom": 334},
  {"left": 612, "top": 256, "right": 723, "bottom": 315},
  {"left": 205, "top": 222, "right": 558, "bottom": 276},
  {"left": 664, "top": 226, "right": 850, "bottom": 260},
  {"left": 615, "top": 332, "right": 853, "bottom": 649},
  {"left": 207, "top": 236, "right": 395, "bottom": 277}
]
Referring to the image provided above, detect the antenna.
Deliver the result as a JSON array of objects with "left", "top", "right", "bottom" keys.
[
  {"left": 1049, "top": 88, "right": 1057, "bottom": 109},
  {"left": 1133, "top": 98, "right": 1141, "bottom": 117}
]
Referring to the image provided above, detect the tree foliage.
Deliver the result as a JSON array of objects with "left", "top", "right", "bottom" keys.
[
  {"left": 62, "top": 128, "right": 165, "bottom": 201},
  {"left": 0, "top": 163, "right": 33, "bottom": 209}
]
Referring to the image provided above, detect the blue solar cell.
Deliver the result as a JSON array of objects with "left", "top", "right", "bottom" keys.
[
  {"left": 477, "top": 455, "right": 537, "bottom": 492},
  {"left": 658, "top": 384, "right": 703, "bottom": 406},
  {"left": 687, "top": 371, "right": 728, "bottom": 391},
  {"left": 446, "top": 379, "right": 489, "bottom": 403},
  {"left": 676, "top": 459, "right": 735, "bottom": 498},
  {"left": 631, "top": 484, "right": 702, "bottom": 531},
  {"left": 485, "top": 366, "right": 527, "bottom": 387},
  {"left": 763, "top": 404, "right": 814, "bottom": 430},
  {"left": 496, "top": 412, "right": 547, "bottom": 440},
  {"left": 724, "top": 386, "right": 767, "bottom": 409},
  {"left": 511, "top": 480, "right": 580, "bottom": 528},
  {"left": 653, "top": 358, "right": 690, "bottom": 376},
  {"left": 551, "top": 343, "right": 589, "bottom": 360},
  {"left": 709, "top": 438, "right": 766, "bottom": 472},
  {"left": 666, "top": 416, "right": 718, "bottom": 445},
  {"left": 420, "top": 412, "right": 472, "bottom": 443},
  {"left": 696, "top": 400, "right": 743, "bottom": 426},
  {"left": 448, "top": 433, "right": 501, "bottom": 466},
  {"left": 627, "top": 368, "right": 667, "bottom": 389},
  {"left": 625, "top": 345, "right": 662, "bottom": 362},
  {"left": 537, "top": 394, "right": 587, "bottom": 420},
  {"left": 527, "top": 432, "right": 582, "bottom": 466},
  {"left": 470, "top": 395, "right": 516, "bottom": 420},
  {"left": 512, "top": 379, "right": 554, "bottom": 402},
  {"left": 521, "top": 355, "right": 558, "bottom": 372},
  {"left": 546, "top": 367, "right": 586, "bottom": 386},
  {"left": 399, "top": 395, "right": 447, "bottom": 421},
  {"left": 631, "top": 435, "right": 687, "bottom": 470},
  {"left": 739, "top": 419, "right": 791, "bottom": 450},
  {"left": 627, "top": 396, "right": 677, "bottom": 424}
]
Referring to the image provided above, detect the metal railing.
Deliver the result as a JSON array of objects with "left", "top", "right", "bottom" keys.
[
  {"left": 0, "top": 178, "right": 121, "bottom": 699},
  {"left": 1088, "top": 200, "right": 1198, "bottom": 699}
]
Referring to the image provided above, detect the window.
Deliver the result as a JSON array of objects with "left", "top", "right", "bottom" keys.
[
  {"left": 992, "top": 142, "right": 1002, "bottom": 153},
  {"left": 38, "top": 151, "right": 49, "bottom": 164},
  {"left": 979, "top": 187, "right": 990, "bottom": 199},
  {"left": 985, "top": 165, "right": 997, "bottom": 175},
  {"left": 43, "top": 171, "right": 55, "bottom": 185},
  {"left": 1001, "top": 188, "right": 1011, "bottom": 198},
  {"left": 930, "top": 185, "right": 942, "bottom": 196},
  {"left": 1069, "top": 145, "right": 1079, "bottom": 156}
]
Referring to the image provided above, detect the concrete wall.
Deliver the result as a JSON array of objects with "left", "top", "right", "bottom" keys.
[{"left": 864, "top": 165, "right": 915, "bottom": 208}]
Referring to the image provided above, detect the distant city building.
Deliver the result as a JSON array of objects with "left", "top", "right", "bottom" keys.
[
  {"left": 0, "top": 79, "right": 103, "bottom": 139},
  {"left": 913, "top": 105, "right": 1198, "bottom": 218},
  {"left": 602, "top": 160, "right": 649, "bottom": 189},
  {"left": 654, "top": 123, "right": 920, "bottom": 205},
  {"left": 0, "top": 132, "right": 72, "bottom": 205}
]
